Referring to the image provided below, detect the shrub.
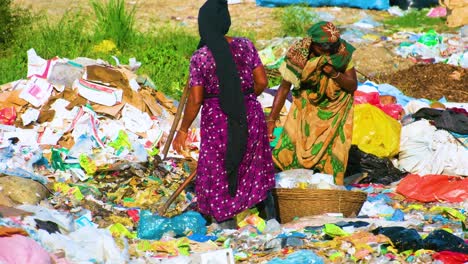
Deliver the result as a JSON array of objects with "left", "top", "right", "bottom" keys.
[
  {"left": 0, "top": 0, "right": 32, "bottom": 46},
  {"left": 274, "top": 5, "right": 318, "bottom": 37},
  {"left": 91, "top": 0, "right": 137, "bottom": 49}
]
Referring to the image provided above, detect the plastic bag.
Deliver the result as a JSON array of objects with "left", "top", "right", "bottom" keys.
[
  {"left": 423, "top": 229, "right": 468, "bottom": 254},
  {"left": 0, "top": 107, "right": 16, "bottom": 125},
  {"left": 0, "top": 235, "right": 52, "bottom": 264},
  {"left": 396, "top": 174, "right": 468, "bottom": 203},
  {"left": 390, "top": 0, "right": 439, "bottom": 10},
  {"left": 354, "top": 91, "right": 380, "bottom": 105},
  {"left": 433, "top": 251, "right": 468, "bottom": 264},
  {"left": 137, "top": 211, "right": 207, "bottom": 240},
  {"left": 267, "top": 250, "right": 324, "bottom": 264},
  {"left": 345, "top": 145, "right": 408, "bottom": 185},
  {"left": 371, "top": 226, "right": 423, "bottom": 252},
  {"left": 354, "top": 91, "right": 404, "bottom": 120},
  {"left": 352, "top": 104, "right": 401, "bottom": 158},
  {"left": 418, "top": 29, "right": 442, "bottom": 47}
]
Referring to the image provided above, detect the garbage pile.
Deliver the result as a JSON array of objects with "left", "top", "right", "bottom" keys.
[
  {"left": 258, "top": 17, "right": 467, "bottom": 73},
  {"left": 0, "top": 49, "right": 204, "bottom": 262}
]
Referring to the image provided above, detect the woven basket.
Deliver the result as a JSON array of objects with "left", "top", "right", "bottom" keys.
[{"left": 272, "top": 188, "right": 368, "bottom": 223}]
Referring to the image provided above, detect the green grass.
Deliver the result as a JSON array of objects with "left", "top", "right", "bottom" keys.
[
  {"left": 0, "top": 0, "right": 290, "bottom": 98},
  {"left": 0, "top": 1, "right": 198, "bottom": 100},
  {"left": 90, "top": 0, "right": 137, "bottom": 49},
  {"left": 0, "top": 11, "right": 95, "bottom": 84},
  {"left": 0, "top": 0, "right": 32, "bottom": 46},
  {"left": 273, "top": 4, "right": 318, "bottom": 37},
  {"left": 132, "top": 26, "right": 198, "bottom": 99},
  {"left": 383, "top": 9, "right": 455, "bottom": 33}
]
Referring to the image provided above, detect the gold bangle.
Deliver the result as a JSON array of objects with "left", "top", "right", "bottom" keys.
[
  {"left": 331, "top": 72, "right": 340, "bottom": 79},
  {"left": 266, "top": 118, "right": 278, "bottom": 122},
  {"left": 178, "top": 130, "right": 188, "bottom": 134}
]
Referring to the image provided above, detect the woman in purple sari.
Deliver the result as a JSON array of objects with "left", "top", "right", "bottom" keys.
[{"left": 172, "top": 0, "right": 275, "bottom": 223}]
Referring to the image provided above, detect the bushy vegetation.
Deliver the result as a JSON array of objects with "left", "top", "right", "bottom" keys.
[
  {"left": 0, "top": 0, "right": 32, "bottom": 46},
  {"left": 0, "top": 0, "right": 274, "bottom": 99},
  {"left": 0, "top": 0, "right": 198, "bottom": 99},
  {"left": 90, "top": 0, "right": 137, "bottom": 48},
  {"left": 274, "top": 4, "right": 318, "bottom": 37}
]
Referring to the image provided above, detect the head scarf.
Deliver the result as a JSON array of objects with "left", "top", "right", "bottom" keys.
[
  {"left": 307, "top": 21, "right": 341, "bottom": 43},
  {"left": 279, "top": 21, "right": 355, "bottom": 88},
  {"left": 306, "top": 21, "right": 355, "bottom": 70},
  {"left": 197, "top": 0, "right": 247, "bottom": 197}
]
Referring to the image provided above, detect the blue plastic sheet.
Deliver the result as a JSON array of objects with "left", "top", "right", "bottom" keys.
[{"left": 256, "top": 0, "right": 389, "bottom": 10}]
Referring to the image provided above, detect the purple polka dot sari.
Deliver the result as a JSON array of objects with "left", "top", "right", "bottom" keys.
[{"left": 189, "top": 37, "right": 275, "bottom": 221}]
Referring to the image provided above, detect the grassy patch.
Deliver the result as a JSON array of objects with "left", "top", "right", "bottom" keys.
[
  {"left": 0, "top": 0, "right": 33, "bottom": 46},
  {"left": 383, "top": 9, "right": 454, "bottom": 33},
  {"left": 274, "top": 5, "right": 318, "bottom": 37},
  {"left": 90, "top": 0, "right": 137, "bottom": 49},
  {"left": 0, "top": 1, "right": 274, "bottom": 100},
  {"left": 132, "top": 26, "right": 198, "bottom": 99},
  {"left": 0, "top": 11, "right": 95, "bottom": 84},
  {"left": 0, "top": 7, "right": 197, "bottom": 100}
]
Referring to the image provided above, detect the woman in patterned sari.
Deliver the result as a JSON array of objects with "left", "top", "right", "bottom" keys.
[{"left": 266, "top": 21, "right": 357, "bottom": 185}]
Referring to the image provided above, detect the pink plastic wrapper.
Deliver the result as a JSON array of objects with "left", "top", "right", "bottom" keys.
[
  {"left": 0, "top": 107, "right": 17, "bottom": 125},
  {"left": 427, "top": 7, "right": 447, "bottom": 18},
  {"left": 0, "top": 235, "right": 51, "bottom": 264},
  {"left": 354, "top": 91, "right": 404, "bottom": 120}
]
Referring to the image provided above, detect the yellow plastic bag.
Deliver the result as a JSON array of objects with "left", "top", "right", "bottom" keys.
[{"left": 352, "top": 104, "right": 401, "bottom": 158}]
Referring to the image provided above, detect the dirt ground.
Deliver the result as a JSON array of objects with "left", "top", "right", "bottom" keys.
[
  {"left": 379, "top": 63, "right": 468, "bottom": 102},
  {"left": 12, "top": 0, "right": 468, "bottom": 102},
  {"left": 12, "top": 0, "right": 387, "bottom": 39}
]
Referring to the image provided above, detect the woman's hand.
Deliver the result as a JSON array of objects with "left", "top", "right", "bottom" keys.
[
  {"left": 322, "top": 63, "right": 337, "bottom": 77},
  {"left": 172, "top": 130, "right": 188, "bottom": 154},
  {"left": 267, "top": 120, "right": 276, "bottom": 142}
]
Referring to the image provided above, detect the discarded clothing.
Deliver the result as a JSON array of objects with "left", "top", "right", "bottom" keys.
[{"left": 413, "top": 108, "right": 468, "bottom": 134}]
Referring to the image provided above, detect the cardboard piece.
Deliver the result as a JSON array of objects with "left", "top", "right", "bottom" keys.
[
  {"left": 440, "top": 0, "right": 468, "bottom": 27},
  {"left": 155, "top": 91, "right": 177, "bottom": 114},
  {"left": 123, "top": 89, "right": 146, "bottom": 113},
  {"left": 0, "top": 90, "right": 29, "bottom": 109},
  {"left": 85, "top": 65, "right": 131, "bottom": 91},
  {"left": 92, "top": 103, "right": 125, "bottom": 117},
  {"left": 0, "top": 205, "right": 33, "bottom": 217},
  {"left": 140, "top": 89, "right": 162, "bottom": 116}
]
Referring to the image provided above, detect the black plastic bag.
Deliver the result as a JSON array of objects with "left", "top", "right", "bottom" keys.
[
  {"left": 390, "top": 0, "right": 439, "bottom": 10},
  {"left": 345, "top": 145, "right": 408, "bottom": 185},
  {"left": 423, "top": 229, "right": 468, "bottom": 254},
  {"left": 372, "top": 226, "right": 424, "bottom": 252}
]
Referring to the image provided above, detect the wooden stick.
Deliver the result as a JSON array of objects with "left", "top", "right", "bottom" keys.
[
  {"left": 355, "top": 68, "right": 372, "bottom": 81},
  {"left": 161, "top": 81, "right": 190, "bottom": 159},
  {"left": 158, "top": 167, "right": 197, "bottom": 215}
]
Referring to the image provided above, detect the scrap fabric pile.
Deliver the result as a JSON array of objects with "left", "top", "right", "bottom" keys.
[{"left": 1, "top": 16, "right": 468, "bottom": 264}]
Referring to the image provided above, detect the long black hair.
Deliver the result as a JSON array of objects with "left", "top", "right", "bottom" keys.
[{"left": 197, "top": 0, "right": 248, "bottom": 197}]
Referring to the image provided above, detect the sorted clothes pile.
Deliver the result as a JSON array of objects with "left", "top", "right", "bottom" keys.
[{"left": 1, "top": 12, "right": 468, "bottom": 264}]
